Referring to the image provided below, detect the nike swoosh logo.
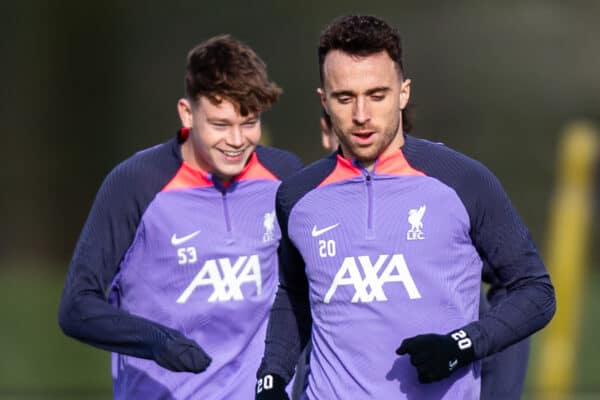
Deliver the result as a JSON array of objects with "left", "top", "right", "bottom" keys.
[
  {"left": 171, "top": 230, "right": 201, "bottom": 246},
  {"left": 311, "top": 223, "right": 340, "bottom": 237},
  {"left": 448, "top": 359, "right": 458, "bottom": 371}
]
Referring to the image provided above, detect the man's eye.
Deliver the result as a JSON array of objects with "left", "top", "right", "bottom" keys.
[
  {"left": 337, "top": 96, "right": 352, "bottom": 104},
  {"left": 243, "top": 120, "right": 258, "bottom": 127},
  {"left": 371, "top": 94, "right": 385, "bottom": 101}
]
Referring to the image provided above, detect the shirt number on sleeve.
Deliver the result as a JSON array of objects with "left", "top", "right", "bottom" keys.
[{"left": 451, "top": 329, "right": 473, "bottom": 350}]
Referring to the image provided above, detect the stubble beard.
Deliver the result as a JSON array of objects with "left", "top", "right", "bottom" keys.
[{"left": 335, "top": 116, "right": 402, "bottom": 166}]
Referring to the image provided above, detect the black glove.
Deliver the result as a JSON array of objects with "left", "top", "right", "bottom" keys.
[
  {"left": 255, "top": 373, "right": 289, "bottom": 400},
  {"left": 396, "top": 329, "right": 475, "bottom": 383},
  {"left": 152, "top": 329, "right": 212, "bottom": 373}
]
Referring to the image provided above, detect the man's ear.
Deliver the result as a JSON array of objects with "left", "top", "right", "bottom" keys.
[
  {"left": 177, "top": 98, "right": 193, "bottom": 128},
  {"left": 399, "top": 79, "right": 411, "bottom": 110},
  {"left": 317, "top": 88, "right": 328, "bottom": 114},
  {"left": 320, "top": 117, "right": 332, "bottom": 150}
]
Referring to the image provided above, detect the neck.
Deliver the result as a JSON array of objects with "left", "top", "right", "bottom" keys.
[
  {"left": 350, "top": 130, "right": 406, "bottom": 171},
  {"left": 180, "top": 137, "right": 204, "bottom": 171}
]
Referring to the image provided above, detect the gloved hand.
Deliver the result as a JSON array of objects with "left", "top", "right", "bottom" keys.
[
  {"left": 396, "top": 329, "right": 475, "bottom": 383},
  {"left": 255, "top": 373, "right": 289, "bottom": 400},
  {"left": 153, "top": 329, "right": 212, "bottom": 373}
]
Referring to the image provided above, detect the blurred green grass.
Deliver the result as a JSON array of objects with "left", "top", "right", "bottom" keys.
[
  {"left": 1, "top": 264, "right": 598, "bottom": 398},
  {"left": 0, "top": 267, "right": 111, "bottom": 398}
]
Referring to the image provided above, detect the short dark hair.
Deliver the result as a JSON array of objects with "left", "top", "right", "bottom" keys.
[
  {"left": 185, "top": 35, "right": 282, "bottom": 116},
  {"left": 319, "top": 15, "right": 404, "bottom": 83},
  {"left": 318, "top": 15, "right": 413, "bottom": 132}
]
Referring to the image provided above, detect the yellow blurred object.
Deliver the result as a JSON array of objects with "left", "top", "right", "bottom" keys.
[{"left": 535, "top": 121, "right": 598, "bottom": 399}]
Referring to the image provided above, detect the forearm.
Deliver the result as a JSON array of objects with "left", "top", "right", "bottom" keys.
[
  {"left": 464, "top": 274, "right": 555, "bottom": 359},
  {"left": 59, "top": 287, "right": 212, "bottom": 373},
  {"left": 58, "top": 290, "right": 178, "bottom": 359},
  {"left": 258, "top": 286, "right": 312, "bottom": 383}
]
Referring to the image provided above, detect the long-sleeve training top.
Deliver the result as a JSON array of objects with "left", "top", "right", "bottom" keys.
[
  {"left": 259, "top": 134, "right": 555, "bottom": 399},
  {"left": 59, "top": 131, "right": 302, "bottom": 400}
]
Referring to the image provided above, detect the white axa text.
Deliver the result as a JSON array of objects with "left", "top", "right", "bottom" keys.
[
  {"left": 177, "top": 255, "right": 262, "bottom": 303},
  {"left": 324, "top": 254, "right": 421, "bottom": 303}
]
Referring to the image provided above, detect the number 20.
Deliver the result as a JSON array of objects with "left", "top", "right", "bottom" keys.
[
  {"left": 319, "top": 240, "right": 336, "bottom": 258},
  {"left": 451, "top": 329, "right": 472, "bottom": 350},
  {"left": 257, "top": 375, "right": 273, "bottom": 393}
]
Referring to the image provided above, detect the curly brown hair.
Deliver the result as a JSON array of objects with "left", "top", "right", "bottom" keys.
[
  {"left": 185, "top": 35, "right": 282, "bottom": 116},
  {"left": 318, "top": 15, "right": 413, "bottom": 132}
]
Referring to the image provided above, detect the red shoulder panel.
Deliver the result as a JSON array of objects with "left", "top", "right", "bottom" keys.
[
  {"left": 375, "top": 150, "right": 426, "bottom": 176},
  {"left": 161, "top": 163, "right": 212, "bottom": 192},
  {"left": 236, "top": 152, "right": 278, "bottom": 182},
  {"left": 318, "top": 155, "right": 362, "bottom": 187}
]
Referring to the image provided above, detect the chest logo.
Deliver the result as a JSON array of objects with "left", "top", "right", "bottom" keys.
[
  {"left": 176, "top": 255, "right": 262, "bottom": 303},
  {"left": 263, "top": 211, "right": 276, "bottom": 242},
  {"left": 311, "top": 223, "right": 340, "bottom": 237},
  {"left": 171, "top": 230, "right": 201, "bottom": 246},
  {"left": 324, "top": 254, "right": 421, "bottom": 304},
  {"left": 407, "top": 205, "right": 426, "bottom": 241}
]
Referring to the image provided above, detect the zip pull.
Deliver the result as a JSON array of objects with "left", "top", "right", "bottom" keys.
[
  {"left": 362, "top": 168, "right": 373, "bottom": 183},
  {"left": 221, "top": 190, "right": 235, "bottom": 244},
  {"left": 353, "top": 159, "right": 375, "bottom": 239},
  {"left": 211, "top": 174, "right": 235, "bottom": 243},
  {"left": 363, "top": 169, "right": 375, "bottom": 240},
  {"left": 211, "top": 176, "right": 230, "bottom": 194}
]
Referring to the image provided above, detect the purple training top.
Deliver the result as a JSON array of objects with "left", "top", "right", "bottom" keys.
[
  {"left": 259, "top": 134, "right": 555, "bottom": 400},
  {"left": 59, "top": 131, "right": 303, "bottom": 399}
]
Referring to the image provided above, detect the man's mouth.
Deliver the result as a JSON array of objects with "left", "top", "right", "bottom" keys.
[
  {"left": 353, "top": 131, "right": 375, "bottom": 138},
  {"left": 352, "top": 131, "right": 376, "bottom": 145},
  {"left": 220, "top": 149, "right": 245, "bottom": 157}
]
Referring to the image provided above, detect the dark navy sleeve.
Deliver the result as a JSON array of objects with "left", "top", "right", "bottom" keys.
[
  {"left": 403, "top": 136, "right": 556, "bottom": 359},
  {"left": 58, "top": 138, "right": 187, "bottom": 359},
  {"left": 258, "top": 156, "right": 336, "bottom": 382},
  {"left": 255, "top": 145, "right": 304, "bottom": 180}
]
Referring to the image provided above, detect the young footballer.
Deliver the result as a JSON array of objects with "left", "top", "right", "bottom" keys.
[
  {"left": 59, "top": 35, "right": 302, "bottom": 399},
  {"left": 256, "top": 15, "right": 555, "bottom": 399}
]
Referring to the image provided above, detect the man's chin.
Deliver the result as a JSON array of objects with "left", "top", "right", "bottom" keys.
[
  {"left": 346, "top": 147, "right": 378, "bottom": 164},
  {"left": 216, "top": 167, "right": 242, "bottom": 179}
]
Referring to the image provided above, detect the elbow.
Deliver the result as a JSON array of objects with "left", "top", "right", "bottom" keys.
[
  {"left": 510, "top": 276, "right": 557, "bottom": 333},
  {"left": 542, "top": 282, "right": 557, "bottom": 325},
  {"left": 528, "top": 279, "right": 556, "bottom": 331},
  {"left": 58, "top": 293, "right": 83, "bottom": 339}
]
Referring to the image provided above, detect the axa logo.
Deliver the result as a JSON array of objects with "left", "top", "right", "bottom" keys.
[
  {"left": 407, "top": 205, "right": 426, "bottom": 241},
  {"left": 263, "top": 211, "right": 276, "bottom": 243},
  {"left": 176, "top": 255, "right": 262, "bottom": 303},
  {"left": 324, "top": 254, "right": 421, "bottom": 303}
]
